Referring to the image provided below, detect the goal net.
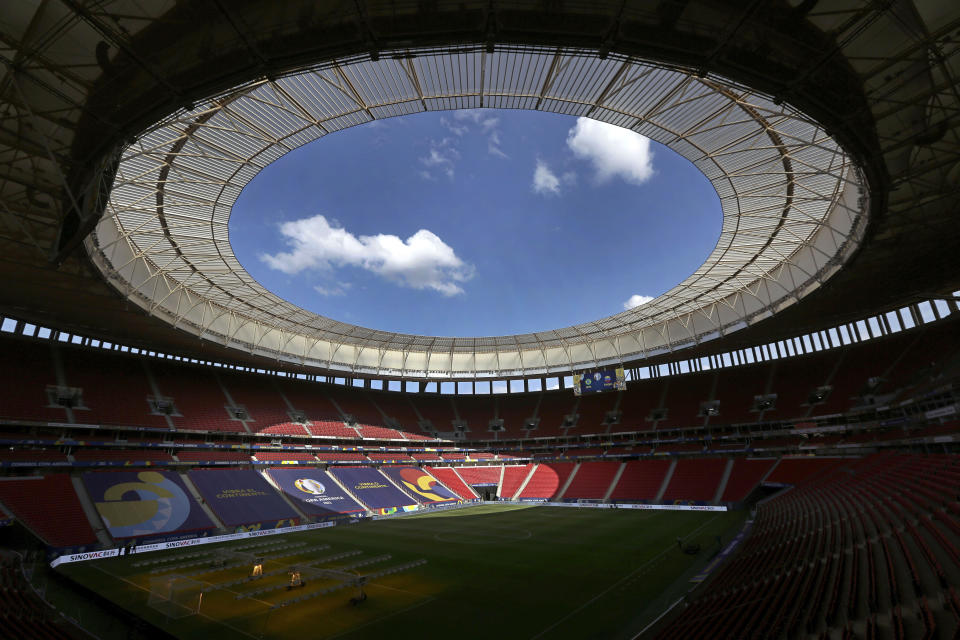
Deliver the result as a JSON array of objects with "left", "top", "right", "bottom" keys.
[{"left": 148, "top": 575, "right": 203, "bottom": 619}]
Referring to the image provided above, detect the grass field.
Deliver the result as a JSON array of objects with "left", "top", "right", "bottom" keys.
[{"left": 58, "top": 504, "right": 745, "bottom": 639}]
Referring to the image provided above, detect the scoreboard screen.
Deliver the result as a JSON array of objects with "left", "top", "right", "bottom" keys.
[{"left": 573, "top": 368, "right": 626, "bottom": 396}]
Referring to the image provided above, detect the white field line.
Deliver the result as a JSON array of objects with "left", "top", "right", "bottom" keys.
[
  {"left": 91, "top": 564, "right": 260, "bottom": 639},
  {"left": 529, "top": 514, "right": 722, "bottom": 640},
  {"left": 325, "top": 596, "right": 437, "bottom": 639}
]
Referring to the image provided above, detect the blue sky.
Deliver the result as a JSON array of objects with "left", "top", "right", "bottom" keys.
[{"left": 229, "top": 110, "right": 721, "bottom": 337}]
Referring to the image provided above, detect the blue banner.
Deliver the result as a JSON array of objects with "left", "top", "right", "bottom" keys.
[
  {"left": 266, "top": 468, "right": 366, "bottom": 516},
  {"left": 573, "top": 368, "right": 626, "bottom": 395},
  {"left": 82, "top": 471, "right": 213, "bottom": 539},
  {"left": 380, "top": 467, "right": 458, "bottom": 503},
  {"left": 187, "top": 469, "right": 297, "bottom": 527},
  {"left": 328, "top": 467, "right": 417, "bottom": 510}
]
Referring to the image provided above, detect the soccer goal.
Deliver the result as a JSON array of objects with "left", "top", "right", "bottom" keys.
[{"left": 148, "top": 575, "right": 204, "bottom": 618}]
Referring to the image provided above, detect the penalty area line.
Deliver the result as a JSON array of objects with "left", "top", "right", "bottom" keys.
[
  {"left": 528, "top": 513, "right": 722, "bottom": 640},
  {"left": 90, "top": 564, "right": 261, "bottom": 640},
  {"left": 325, "top": 596, "right": 437, "bottom": 640}
]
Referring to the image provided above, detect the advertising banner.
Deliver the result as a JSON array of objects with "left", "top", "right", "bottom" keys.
[
  {"left": 380, "top": 467, "right": 458, "bottom": 503},
  {"left": 573, "top": 368, "right": 627, "bottom": 396},
  {"left": 82, "top": 471, "right": 213, "bottom": 539},
  {"left": 266, "top": 468, "right": 366, "bottom": 516},
  {"left": 49, "top": 521, "right": 336, "bottom": 568},
  {"left": 328, "top": 467, "right": 417, "bottom": 510},
  {"left": 187, "top": 469, "right": 297, "bottom": 527}
]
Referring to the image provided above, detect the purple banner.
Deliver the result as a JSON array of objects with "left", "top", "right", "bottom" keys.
[
  {"left": 380, "top": 467, "right": 458, "bottom": 503},
  {"left": 328, "top": 467, "right": 417, "bottom": 510},
  {"left": 187, "top": 469, "right": 296, "bottom": 527},
  {"left": 82, "top": 471, "right": 213, "bottom": 539},
  {"left": 266, "top": 468, "right": 366, "bottom": 516}
]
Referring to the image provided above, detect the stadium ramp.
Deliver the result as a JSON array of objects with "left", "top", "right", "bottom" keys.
[
  {"left": 555, "top": 462, "right": 580, "bottom": 501},
  {"left": 259, "top": 470, "right": 312, "bottom": 522},
  {"left": 324, "top": 469, "right": 373, "bottom": 515},
  {"left": 712, "top": 459, "right": 735, "bottom": 504},
  {"left": 602, "top": 462, "right": 626, "bottom": 503},
  {"left": 377, "top": 468, "right": 424, "bottom": 505},
  {"left": 655, "top": 460, "right": 677, "bottom": 502},
  {"left": 69, "top": 475, "right": 113, "bottom": 546},
  {"left": 179, "top": 471, "right": 227, "bottom": 532}
]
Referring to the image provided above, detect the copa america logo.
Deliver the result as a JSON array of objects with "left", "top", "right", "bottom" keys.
[{"left": 294, "top": 478, "right": 326, "bottom": 495}]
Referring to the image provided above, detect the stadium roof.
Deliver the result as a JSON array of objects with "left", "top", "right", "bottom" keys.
[{"left": 1, "top": 1, "right": 958, "bottom": 379}]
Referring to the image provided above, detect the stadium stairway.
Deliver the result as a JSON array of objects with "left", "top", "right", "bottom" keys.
[
  {"left": 654, "top": 459, "right": 677, "bottom": 502},
  {"left": 511, "top": 464, "right": 538, "bottom": 500},
  {"left": 179, "top": 471, "right": 228, "bottom": 532},
  {"left": 324, "top": 469, "right": 373, "bottom": 515},
  {"left": 711, "top": 459, "right": 735, "bottom": 505},
  {"left": 68, "top": 475, "right": 113, "bottom": 547},
  {"left": 602, "top": 463, "right": 626, "bottom": 503},
  {"left": 555, "top": 462, "right": 581, "bottom": 501},
  {"left": 377, "top": 468, "right": 424, "bottom": 505},
  {"left": 259, "top": 470, "right": 312, "bottom": 523}
]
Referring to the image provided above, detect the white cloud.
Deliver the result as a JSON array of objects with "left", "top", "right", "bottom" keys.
[
  {"left": 567, "top": 117, "right": 654, "bottom": 185},
  {"left": 449, "top": 110, "right": 508, "bottom": 159},
  {"left": 261, "top": 215, "right": 474, "bottom": 296},
  {"left": 623, "top": 294, "right": 654, "bottom": 310},
  {"left": 419, "top": 138, "right": 459, "bottom": 180},
  {"left": 314, "top": 283, "right": 351, "bottom": 297},
  {"left": 487, "top": 130, "right": 508, "bottom": 158},
  {"left": 532, "top": 160, "right": 561, "bottom": 196},
  {"left": 440, "top": 116, "right": 468, "bottom": 137}
]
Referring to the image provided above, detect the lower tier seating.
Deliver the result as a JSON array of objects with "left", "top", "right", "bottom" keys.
[
  {"left": 426, "top": 468, "right": 477, "bottom": 500},
  {"left": 563, "top": 461, "right": 621, "bottom": 500},
  {"left": 656, "top": 453, "right": 960, "bottom": 639},
  {"left": 0, "top": 475, "right": 97, "bottom": 547}
]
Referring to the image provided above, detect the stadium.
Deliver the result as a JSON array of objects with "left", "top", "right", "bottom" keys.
[{"left": 0, "top": 0, "right": 958, "bottom": 638}]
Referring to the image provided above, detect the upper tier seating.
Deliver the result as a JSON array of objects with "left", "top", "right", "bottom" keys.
[
  {"left": 661, "top": 458, "right": 728, "bottom": 502},
  {"left": 334, "top": 387, "right": 384, "bottom": 426},
  {"left": 307, "top": 421, "right": 360, "bottom": 438},
  {"left": 62, "top": 347, "right": 170, "bottom": 428},
  {"left": 617, "top": 378, "right": 665, "bottom": 431},
  {"left": 354, "top": 425, "right": 405, "bottom": 440},
  {"left": 572, "top": 394, "right": 617, "bottom": 434},
  {"left": 497, "top": 393, "right": 541, "bottom": 438},
  {"left": 411, "top": 395, "right": 455, "bottom": 432},
  {"left": 72, "top": 448, "right": 173, "bottom": 463},
  {"left": 411, "top": 452, "right": 443, "bottom": 462},
  {"left": 176, "top": 450, "right": 250, "bottom": 462},
  {"left": 253, "top": 451, "right": 317, "bottom": 461},
  {"left": 313, "top": 452, "right": 370, "bottom": 462},
  {"left": 366, "top": 452, "right": 416, "bottom": 463},
  {"left": 0, "top": 341, "right": 69, "bottom": 422},
  {"left": 0, "top": 475, "right": 97, "bottom": 547},
  {"left": 279, "top": 381, "right": 344, "bottom": 423},
  {"left": 455, "top": 396, "right": 494, "bottom": 435},
  {"left": 0, "top": 450, "right": 68, "bottom": 463},
  {"left": 535, "top": 393, "right": 578, "bottom": 437},
  {"left": 150, "top": 362, "right": 243, "bottom": 432},
  {"left": 369, "top": 392, "right": 422, "bottom": 433},
  {"left": 1, "top": 314, "right": 957, "bottom": 443},
  {"left": 765, "top": 457, "right": 845, "bottom": 485}
]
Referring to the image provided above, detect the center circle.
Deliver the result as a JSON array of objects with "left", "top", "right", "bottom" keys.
[{"left": 229, "top": 110, "right": 721, "bottom": 337}]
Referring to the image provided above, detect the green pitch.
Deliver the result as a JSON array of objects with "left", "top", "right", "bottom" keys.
[{"left": 58, "top": 505, "right": 744, "bottom": 640}]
